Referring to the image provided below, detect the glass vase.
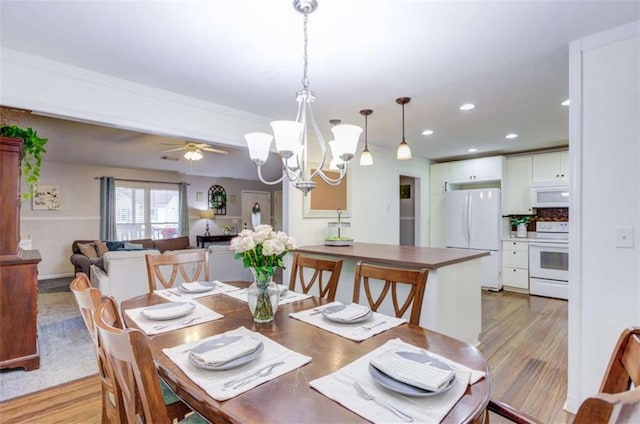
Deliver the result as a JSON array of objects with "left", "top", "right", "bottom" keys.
[{"left": 247, "top": 267, "right": 280, "bottom": 323}]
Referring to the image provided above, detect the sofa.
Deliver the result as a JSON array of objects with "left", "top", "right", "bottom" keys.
[{"left": 70, "top": 236, "right": 192, "bottom": 276}]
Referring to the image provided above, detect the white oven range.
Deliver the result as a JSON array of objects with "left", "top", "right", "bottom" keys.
[{"left": 529, "top": 221, "right": 569, "bottom": 300}]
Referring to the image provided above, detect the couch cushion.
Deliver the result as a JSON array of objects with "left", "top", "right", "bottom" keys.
[
  {"left": 153, "top": 236, "right": 190, "bottom": 253},
  {"left": 72, "top": 239, "right": 97, "bottom": 254},
  {"left": 123, "top": 242, "right": 143, "bottom": 250},
  {"left": 106, "top": 241, "right": 124, "bottom": 251},
  {"left": 130, "top": 239, "right": 154, "bottom": 249},
  {"left": 94, "top": 241, "right": 109, "bottom": 257},
  {"left": 77, "top": 243, "right": 98, "bottom": 258}
]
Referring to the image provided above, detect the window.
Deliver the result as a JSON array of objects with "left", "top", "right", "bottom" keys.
[{"left": 115, "top": 182, "right": 179, "bottom": 240}]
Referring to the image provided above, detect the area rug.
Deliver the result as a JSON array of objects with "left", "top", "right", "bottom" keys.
[{"left": 0, "top": 283, "right": 98, "bottom": 402}]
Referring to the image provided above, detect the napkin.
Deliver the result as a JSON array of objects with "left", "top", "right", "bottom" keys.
[
  {"left": 154, "top": 281, "right": 238, "bottom": 301},
  {"left": 141, "top": 302, "right": 194, "bottom": 320},
  {"left": 191, "top": 335, "right": 262, "bottom": 366},
  {"left": 369, "top": 349, "right": 455, "bottom": 392},
  {"left": 327, "top": 303, "right": 371, "bottom": 321},
  {"left": 125, "top": 302, "right": 223, "bottom": 335},
  {"left": 181, "top": 281, "right": 216, "bottom": 292}
]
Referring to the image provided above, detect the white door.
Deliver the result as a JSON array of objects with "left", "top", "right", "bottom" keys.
[
  {"left": 445, "top": 190, "right": 469, "bottom": 248},
  {"left": 241, "top": 191, "right": 271, "bottom": 231}
]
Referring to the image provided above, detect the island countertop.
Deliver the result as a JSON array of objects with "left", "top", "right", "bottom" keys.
[{"left": 295, "top": 242, "right": 489, "bottom": 270}]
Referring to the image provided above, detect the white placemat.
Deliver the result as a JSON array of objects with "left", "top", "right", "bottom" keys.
[
  {"left": 223, "top": 286, "right": 312, "bottom": 305},
  {"left": 124, "top": 302, "right": 223, "bottom": 335},
  {"left": 163, "top": 326, "right": 312, "bottom": 401},
  {"left": 289, "top": 302, "right": 407, "bottom": 342},
  {"left": 155, "top": 281, "right": 239, "bottom": 301},
  {"left": 310, "top": 338, "right": 486, "bottom": 423}
]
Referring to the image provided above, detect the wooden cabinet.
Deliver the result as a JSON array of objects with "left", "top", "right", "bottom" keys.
[
  {"left": 502, "top": 240, "right": 529, "bottom": 292},
  {"left": 0, "top": 136, "right": 41, "bottom": 371},
  {"left": 532, "top": 151, "right": 569, "bottom": 185},
  {"left": 448, "top": 156, "right": 504, "bottom": 183},
  {"left": 503, "top": 155, "right": 534, "bottom": 215}
]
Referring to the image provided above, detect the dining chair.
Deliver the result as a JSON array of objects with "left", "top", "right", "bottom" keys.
[
  {"left": 487, "top": 326, "right": 640, "bottom": 423},
  {"left": 145, "top": 249, "right": 210, "bottom": 292},
  {"left": 71, "top": 273, "right": 192, "bottom": 423},
  {"left": 288, "top": 253, "right": 343, "bottom": 301},
  {"left": 94, "top": 297, "right": 208, "bottom": 423},
  {"left": 352, "top": 261, "right": 429, "bottom": 325}
]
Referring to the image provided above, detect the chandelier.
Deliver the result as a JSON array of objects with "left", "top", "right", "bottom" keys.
[{"left": 243, "top": 0, "right": 362, "bottom": 195}]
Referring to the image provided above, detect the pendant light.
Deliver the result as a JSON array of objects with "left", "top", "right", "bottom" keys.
[
  {"left": 396, "top": 97, "right": 412, "bottom": 160},
  {"left": 359, "top": 109, "right": 373, "bottom": 166}
]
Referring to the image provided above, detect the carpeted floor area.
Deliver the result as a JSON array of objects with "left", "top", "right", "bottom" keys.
[{"left": 0, "top": 277, "right": 98, "bottom": 402}]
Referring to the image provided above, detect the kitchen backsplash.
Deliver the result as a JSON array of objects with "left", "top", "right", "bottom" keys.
[{"left": 508, "top": 208, "right": 569, "bottom": 231}]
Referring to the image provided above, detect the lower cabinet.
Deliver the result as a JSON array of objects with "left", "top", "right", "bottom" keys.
[{"left": 502, "top": 240, "right": 529, "bottom": 292}]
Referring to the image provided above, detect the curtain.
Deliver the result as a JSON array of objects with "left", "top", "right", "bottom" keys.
[
  {"left": 178, "top": 182, "right": 189, "bottom": 237},
  {"left": 99, "top": 176, "right": 116, "bottom": 240}
]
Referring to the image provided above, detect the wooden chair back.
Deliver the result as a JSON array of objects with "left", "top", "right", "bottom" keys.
[
  {"left": 145, "top": 250, "right": 209, "bottom": 292},
  {"left": 70, "top": 272, "right": 125, "bottom": 423},
  {"left": 95, "top": 297, "right": 171, "bottom": 423},
  {"left": 600, "top": 327, "right": 640, "bottom": 394},
  {"left": 352, "top": 261, "right": 428, "bottom": 325},
  {"left": 288, "top": 253, "right": 343, "bottom": 301}
]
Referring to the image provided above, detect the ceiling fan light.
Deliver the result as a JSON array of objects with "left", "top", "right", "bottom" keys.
[
  {"left": 397, "top": 141, "right": 412, "bottom": 160},
  {"left": 244, "top": 132, "right": 273, "bottom": 165},
  {"left": 270, "top": 120, "right": 303, "bottom": 158},
  {"left": 184, "top": 149, "right": 203, "bottom": 161},
  {"left": 359, "top": 149, "right": 373, "bottom": 166}
]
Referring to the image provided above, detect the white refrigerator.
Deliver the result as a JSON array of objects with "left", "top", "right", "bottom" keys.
[{"left": 445, "top": 188, "right": 502, "bottom": 290}]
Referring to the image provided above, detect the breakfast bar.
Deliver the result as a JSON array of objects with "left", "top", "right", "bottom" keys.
[{"left": 294, "top": 243, "right": 490, "bottom": 345}]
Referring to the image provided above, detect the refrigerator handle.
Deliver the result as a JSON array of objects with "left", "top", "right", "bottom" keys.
[{"left": 466, "top": 194, "right": 472, "bottom": 244}]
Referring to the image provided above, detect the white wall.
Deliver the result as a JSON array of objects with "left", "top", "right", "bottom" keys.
[
  {"left": 23, "top": 160, "right": 277, "bottom": 278},
  {"left": 567, "top": 21, "right": 640, "bottom": 411},
  {"left": 286, "top": 145, "right": 430, "bottom": 247}
]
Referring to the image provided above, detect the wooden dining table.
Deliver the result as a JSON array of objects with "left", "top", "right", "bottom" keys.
[{"left": 121, "top": 282, "right": 492, "bottom": 424}]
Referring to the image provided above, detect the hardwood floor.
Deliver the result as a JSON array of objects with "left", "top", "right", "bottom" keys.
[{"left": 0, "top": 291, "right": 569, "bottom": 423}]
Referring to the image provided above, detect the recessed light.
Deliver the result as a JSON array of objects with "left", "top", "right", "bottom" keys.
[
  {"left": 505, "top": 133, "right": 518, "bottom": 139},
  {"left": 422, "top": 129, "right": 434, "bottom": 136},
  {"left": 561, "top": 99, "right": 570, "bottom": 106},
  {"left": 468, "top": 148, "right": 478, "bottom": 153},
  {"left": 460, "top": 103, "right": 476, "bottom": 111}
]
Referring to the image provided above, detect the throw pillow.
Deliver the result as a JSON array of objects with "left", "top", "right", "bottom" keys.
[
  {"left": 94, "top": 241, "right": 109, "bottom": 257},
  {"left": 105, "top": 241, "right": 124, "bottom": 251},
  {"left": 77, "top": 243, "right": 98, "bottom": 258},
  {"left": 123, "top": 242, "right": 143, "bottom": 250}
]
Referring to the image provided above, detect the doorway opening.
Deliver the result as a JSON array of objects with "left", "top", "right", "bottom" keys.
[{"left": 399, "top": 175, "right": 416, "bottom": 246}]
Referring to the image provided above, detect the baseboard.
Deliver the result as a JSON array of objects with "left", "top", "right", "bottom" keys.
[{"left": 38, "top": 273, "right": 75, "bottom": 280}]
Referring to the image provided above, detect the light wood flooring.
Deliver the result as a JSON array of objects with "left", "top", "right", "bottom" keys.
[{"left": 0, "top": 291, "right": 569, "bottom": 423}]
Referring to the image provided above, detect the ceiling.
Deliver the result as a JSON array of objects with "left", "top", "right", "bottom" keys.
[{"left": 1, "top": 0, "right": 639, "bottom": 176}]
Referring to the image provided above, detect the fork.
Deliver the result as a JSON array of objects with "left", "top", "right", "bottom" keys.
[
  {"left": 353, "top": 382, "right": 413, "bottom": 422},
  {"left": 153, "top": 316, "right": 201, "bottom": 331},
  {"left": 362, "top": 321, "right": 387, "bottom": 331}
]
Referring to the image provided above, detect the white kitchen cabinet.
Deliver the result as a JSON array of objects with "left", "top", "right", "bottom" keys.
[
  {"left": 503, "top": 155, "right": 534, "bottom": 215},
  {"left": 532, "top": 151, "right": 569, "bottom": 186},
  {"left": 429, "top": 194, "right": 446, "bottom": 247},
  {"left": 502, "top": 240, "right": 529, "bottom": 292},
  {"left": 429, "top": 163, "right": 449, "bottom": 196},
  {"left": 448, "top": 156, "right": 504, "bottom": 183}
]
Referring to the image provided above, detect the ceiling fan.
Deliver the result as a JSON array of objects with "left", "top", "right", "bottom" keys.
[{"left": 162, "top": 141, "right": 228, "bottom": 161}]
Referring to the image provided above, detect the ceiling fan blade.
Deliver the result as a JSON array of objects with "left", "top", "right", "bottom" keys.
[
  {"left": 202, "top": 147, "right": 229, "bottom": 155},
  {"left": 163, "top": 147, "right": 186, "bottom": 152}
]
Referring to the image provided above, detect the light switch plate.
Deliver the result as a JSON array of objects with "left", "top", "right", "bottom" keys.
[{"left": 614, "top": 226, "right": 634, "bottom": 248}]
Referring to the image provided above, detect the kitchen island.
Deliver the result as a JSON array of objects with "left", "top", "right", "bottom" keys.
[{"left": 294, "top": 243, "right": 489, "bottom": 345}]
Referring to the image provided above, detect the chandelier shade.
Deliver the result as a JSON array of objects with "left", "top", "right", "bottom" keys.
[
  {"left": 396, "top": 97, "right": 412, "bottom": 160},
  {"left": 242, "top": 0, "right": 361, "bottom": 194}
]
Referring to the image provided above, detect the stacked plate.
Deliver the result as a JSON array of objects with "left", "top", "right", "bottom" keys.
[
  {"left": 178, "top": 281, "right": 218, "bottom": 293},
  {"left": 322, "top": 303, "right": 373, "bottom": 324},
  {"left": 368, "top": 350, "right": 456, "bottom": 397},
  {"left": 140, "top": 302, "right": 196, "bottom": 320},
  {"left": 189, "top": 335, "right": 264, "bottom": 370}
]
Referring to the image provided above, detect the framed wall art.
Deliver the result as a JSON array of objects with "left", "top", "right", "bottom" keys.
[{"left": 32, "top": 185, "right": 61, "bottom": 210}]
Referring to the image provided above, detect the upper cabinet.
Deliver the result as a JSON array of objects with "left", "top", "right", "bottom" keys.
[
  {"left": 429, "top": 163, "right": 449, "bottom": 196},
  {"left": 503, "top": 155, "right": 534, "bottom": 215},
  {"left": 532, "top": 151, "right": 569, "bottom": 186},
  {"left": 448, "top": 156, "right": 504, "bottom": 183}
]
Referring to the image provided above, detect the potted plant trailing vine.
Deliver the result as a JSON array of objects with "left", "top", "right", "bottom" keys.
[
  {"left": 511, "top": 216, "right": 533, "bottom": 238},
  {"left": 0, "top": 125, "right": 48, "bottom": 199}
]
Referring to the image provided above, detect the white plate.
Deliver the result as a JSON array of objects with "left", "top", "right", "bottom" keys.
[
  {"left": 322, "top": 304, "right": 373, "bottom": 323},
  {"left": 188, "top": 336, "right": 264, "bottom": 370},
  {"left": 277, "top": 284, "right": 288, "bottom": 296},
  {"left": 369, "top": 351, "right": 456, "bottom": 397},
  {"left": 178, "top": 281, "right": 217, "bottom": 293},
  {"left": 140, "top": 302, "right": 196, "bottom": 321}
]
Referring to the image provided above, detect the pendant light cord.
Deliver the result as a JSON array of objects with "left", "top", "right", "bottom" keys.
[
  {"left": 302, "top": 13, "right": 309, "bottom": 89},
  {"left": 364, "top": 114, "right": 368, "bottom": 149},
  {"left": 402, "top": 103, "right": 406, "bottom": 142}
]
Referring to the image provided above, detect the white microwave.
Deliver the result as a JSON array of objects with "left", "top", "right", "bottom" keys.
[{"left": 531, "top": 186, "right": 570, "bottom": 208}]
